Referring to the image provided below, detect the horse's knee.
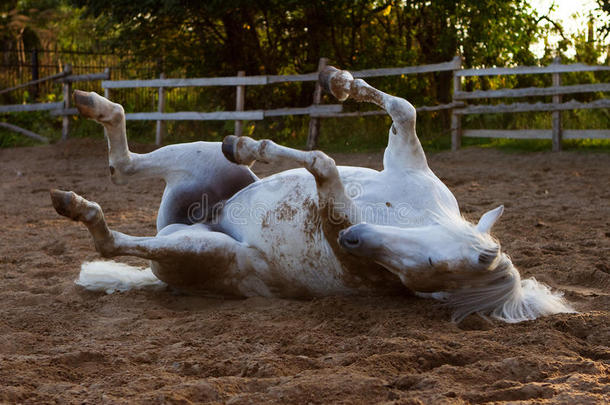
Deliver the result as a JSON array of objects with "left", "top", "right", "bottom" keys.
[
  {"left": 308, "top": 151, "right": 338, "bottom": 183},
  {"left": 105, "top": 103, "right": 125, "bottom": 127}
]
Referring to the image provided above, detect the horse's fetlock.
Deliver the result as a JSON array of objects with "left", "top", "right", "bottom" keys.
[
  {"left": 349, "top": 79, "right": 370, "bottom": 101},
  {"left": 388, "top": 98, "right": 416, "bottom": 122},
  {"left": 112, "top": 103, "right": 125, "bottom": 116},
  {"left": 234, "top": 137, "right": 258, "bottom": 165},
  {"left": 81, "top": 202, "right": 102, "bottom": 223}
]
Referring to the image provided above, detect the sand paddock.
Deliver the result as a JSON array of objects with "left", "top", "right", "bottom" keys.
[{"left": 0, "top": 139, "right": 608, "bottom": 403}]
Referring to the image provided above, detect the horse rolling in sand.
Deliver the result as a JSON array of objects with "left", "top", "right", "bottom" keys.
[{"left": 50, "top": 66, "right": 573, "bottom": 323}]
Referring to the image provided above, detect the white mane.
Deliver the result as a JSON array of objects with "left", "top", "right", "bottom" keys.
[
  {"left": 428, "top": 209, "right": 574, "bottom": 323},
  {"left": 444, "top": 254, "right": 575, "bottom": 323}
]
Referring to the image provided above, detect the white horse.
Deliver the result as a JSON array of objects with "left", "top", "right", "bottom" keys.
[{"left": 51, "top": 67, "right": 573, "bottom": 322}]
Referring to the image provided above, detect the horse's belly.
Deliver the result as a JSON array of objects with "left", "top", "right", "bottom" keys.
[{"left": 219, "top": 176, "right": 353, "bottom": 295}]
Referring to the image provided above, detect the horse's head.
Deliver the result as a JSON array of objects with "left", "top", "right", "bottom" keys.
[
  {"left": 338, "top": 206, "right": 505, "bottom": 288},
  {"left": 339, "top": 205, "right": 574, "bottom": 322}
]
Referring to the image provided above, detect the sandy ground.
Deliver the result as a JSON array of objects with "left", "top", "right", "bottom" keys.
[{"left": 0, "top": 138, "right": 608, "bottom": 404}]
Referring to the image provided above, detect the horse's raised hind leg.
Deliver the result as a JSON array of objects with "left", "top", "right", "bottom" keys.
[
  {"left": 222, "top": 136, "right": 359, "bottom": 234},
  {"left": 50, "top": 189, "right": 262, "bottom": 294},
  {"left": 320, "top": 67, "right": 428, "bottom": 172},
  {"left": 50, "top": 188, "right": 245, "bottom": 262}
]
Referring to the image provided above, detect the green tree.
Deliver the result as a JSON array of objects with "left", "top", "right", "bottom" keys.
[
  {"left": 67, "top": 0, "right": 544, "bottom": 115},
  {"left": 71, "top": 1, "right": 542, "bottom": 72}
]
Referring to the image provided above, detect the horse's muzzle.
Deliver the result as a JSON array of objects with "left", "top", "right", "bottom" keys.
[{"left": 338, "top": 228, "right": 362, "bottom": 249}]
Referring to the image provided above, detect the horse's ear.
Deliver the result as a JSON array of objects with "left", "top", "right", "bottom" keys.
[{"left": 476, "top": 205, "right": 504, "bottom": 233}]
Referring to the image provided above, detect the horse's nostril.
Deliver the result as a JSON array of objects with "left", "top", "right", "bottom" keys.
[{"left": 343, "top": 235, "right": 360, "bottom": 247}]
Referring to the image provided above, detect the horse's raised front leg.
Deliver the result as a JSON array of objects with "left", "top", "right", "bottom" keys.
[
  {"left": 222, "top": 136, "right": 358, "bottom": 234},
  {"left": 50, "top": 189, "right": 264, "bottom": 295},
  {"left": 320, "top": 67, "right": 428, "bottom": 172}
]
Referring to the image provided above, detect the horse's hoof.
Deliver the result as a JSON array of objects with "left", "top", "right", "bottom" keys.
[
  {"left": 222, "top": 135, "right": 239, "bottom": 164},
  {"left": 319, "top": 66, "right": 353, "bottom": 101},
  {"left": 73, "top": 90, "right": 97, "bottom": 119},
  {"left": 50, "top": 189, "right": 74, "bottom": 218},
  {"left": 50, "top": 189, "right": 102, "bottom": 223}
]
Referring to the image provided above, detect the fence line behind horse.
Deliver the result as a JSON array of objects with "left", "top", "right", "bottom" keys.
[
  {"left": 1, "top": 50, "right": 609, "bottom": 150},
  {"left": 450, "top": 57, "right": 610, "bottom": 151},
  {"left": 99, "top": 57, "right": 463, "bottom": 146}
]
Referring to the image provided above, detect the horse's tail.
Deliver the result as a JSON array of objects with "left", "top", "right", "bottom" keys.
[
  {"left": 75, "top": 260, "right": 166, "bottom": 294},
  {"left": 446, "top": 255, "right": 575, "bottom": 323}
]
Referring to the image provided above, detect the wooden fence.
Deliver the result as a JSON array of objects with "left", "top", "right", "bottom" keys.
[
  {"left": 100, "top": 57, "right": 463, "bottom": 147},
  {"left": 450, "top": 57, "right": 610, "bottom": 151},
  {"left": 0, "top": 48, "right": 157, "bottom": 107},
  {"left": 0, "top": 64, "right": 110, "bottom": 143},
  {"left": 1, "top": 56, "right": 609, "bottom": 150}
]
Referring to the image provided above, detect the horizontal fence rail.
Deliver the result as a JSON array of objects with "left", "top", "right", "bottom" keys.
[
  {"left": 101, "top": 59, "right": 462, "bottom": 89},
  {"left": 451, "top": 58, "right": 610, "bottom": 151},
  {"left": 122, "top": 105, "right": 344, "bottom": 121},
  {"left": 456, "top": 62, "right": 610, "bottom": 77},
  {"left": 0, "top": 65, "right": 110, "bottom": 142},
  {"left": 0, "top": 70, "right": 70, "bottom": 95},
  {"left": 61, "top": 69, "right": 110, "bottom": 83},
  {"left": 454, "top": 83, "right": 610, "bottom": 100},
  {"left": 463, "top": 129, "right": 610, "bottom": 139},
  {"left": 0, "top": 101, "right": 64, "bottom": 113},
  {"left": 454, "top": 98, "right": 610, "bottom": 114}
]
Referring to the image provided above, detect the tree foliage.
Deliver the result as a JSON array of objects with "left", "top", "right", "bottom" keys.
[
  {"left": 69, "top": 1, "right": 542, "bottom": 74},
  {"left": 597, "top": 0, "right": 610, "bottom": 39},
  {"left": 1, "top": 0, "right": 105, "bottom": 53}
]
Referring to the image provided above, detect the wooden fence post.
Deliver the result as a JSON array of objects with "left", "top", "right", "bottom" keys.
[
  {"left": 306, "top": 57, "right": 328, "bottom": 150},
  {"left": 103, "top": 68, "right": 111, "bottom": 99},
  {"left": 451, "top": 55, "right": 463, "bottom": 151},
  {"left": 235, "top": 71, "right": 246, "bottom": 136},
  {"left": 552, "top": 56, "right": 562, "bottom": 152},
  {"left": 155, "top": 72, "right": 166, "bottom": 145},
  {"left": 61, "top": 64, "right": 72, "bottom": 141}
]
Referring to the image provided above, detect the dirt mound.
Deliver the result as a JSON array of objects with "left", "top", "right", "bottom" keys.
[{"left": 0, "top": 139, "right": 608, "bottom": 403}]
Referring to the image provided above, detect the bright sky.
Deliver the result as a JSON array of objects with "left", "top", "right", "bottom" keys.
[{"left": 529, "top": 0, "right": 610, "bottom": 58}]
